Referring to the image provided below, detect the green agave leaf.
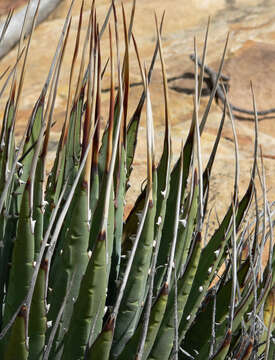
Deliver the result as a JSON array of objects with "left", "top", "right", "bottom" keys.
[
  {"left": 73, "top": 91, "right": 84, "bottom": 168},
  {"left": 0, "top": 93, "right": 17, "bottom": 323},
  {"left": 121, "top": 189, "right": 146, "bottom": 254},
  {"left": 46, "top": 66, "right": 90, "bottom": 315},
  {"left": 175, "top": 174, "right": 199, "bottom": 277},
  {"left": 3, "top": 307, "right": 28, "bottom": 360},
  {"left": 0, "top": 91, "right": 16, "bottom": 194},
  {"left": 111, "top": 70, "right": 158, "bottom": 358},
  {"left": 46, "top": 180, "right": 90, "bottom": 357},
  {"left": 2, "top": 180, "right": 34, "bottom": 331},
  {"left": 178, "top": 206, "right": 233, "bottom": 342},
  {"left": 148, "top": 232, "right": 202, "bottom": 360},
  {"left": 43, "top": 17, "right": 74, "bottom": 237},
  {"left": 179, "top": 179, "right": 254, "bottom": 342},
  {"left": 122, "top": 16, "right": 166, "bottom": 256},
  {"left": 0, "top": 195, "right": 18, "bottom": 326},
  {"left": 37, "top": 105, "right": 99, "bottom": 360},
  {"left": 108, "top": 145, "right": 127, "bottom": 306},
  {"left": 90, "top": 47, "right": 101, "bottom": 216},
  {"left": 62, "top": 21, "right": 123, "bottom": 356},
  {"left": 91, "top": 92, "right": 115, "bottom": 281},
  {"left": 46, "top": 101, "right": 84, "bottom": 289},
  {"left": 154, "top": 121, "right": 195, "bottom": 293},
  {"left": 98, "top": 23, "right": 122, "bottom": 180},
  {"left": 208, "top": 286, "right": 255, "bottom": 359},
  {"left": 19, "top": 95, "right": 44, "bottom": 195},
  {"left": 63, "top": 107, "right": 79, "bottom": 184},
  {"left": 46, "top": 47, "right": 97, "bottom": 349},
  {"left": 42, "top": 17, "right": 73, "bottom": 234},
  {"left": 28, "top": 261, "right": 47, "bottom": 360},
  {"left": 89, "top": 169, "right": 113, "bottom": 248},
  {"left": 112, "top": 168, "right": 157, "bottom": 358},
  {"left": 107, "top": 184, "right": 115, "bottom": 278},
  {"left": 43, "top": 121, "right": 67, "bottom": 237},
  {"left": 107, "top": 7, "right": 130, "bottom": 306},
  {"left": 0, "top": 95, "right": 16, "bottom": 264},
  {"left": 202, "top": 105, "right": 226, "bottom": 216},
  {"left": 63, "top": 1, "right": 85, "bottom": 194},
  {"left": 182, "top": 259, "right": 250, "bottom": 359},
  {"left": 43, "top": 269, "right": 76, "bottom": 360},
  {"left": 87, "top": 318, "right": 115, "bottom": 360},
  {"left": 61, "top": 230, "right": 107, "bottom": 359},
  {"left": 150, "top": 14, "right": 172, "bottom": 298},
  {"left": 33, "top": 156, "right": 44, "bottom": 261},
  {"left": 118, "top": 283, "right": 169, "bottom": 360},
  {"left": 17, "top": 95, "right": 45, "bottom": 263}
]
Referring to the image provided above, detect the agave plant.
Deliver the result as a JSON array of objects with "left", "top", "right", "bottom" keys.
[{"left": 0, "top": 1, "right": 274, "bottom": 359}]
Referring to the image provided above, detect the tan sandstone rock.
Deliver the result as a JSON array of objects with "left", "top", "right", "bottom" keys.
[{"left": 0, "top": 0, "right": 274, "bottom": 241}]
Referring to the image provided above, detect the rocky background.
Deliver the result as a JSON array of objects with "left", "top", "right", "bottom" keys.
[{"left": 1, "top": 0, "right": 275, "bottom": 253}]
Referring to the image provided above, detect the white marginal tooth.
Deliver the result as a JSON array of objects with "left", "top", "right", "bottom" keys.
[
  {"left": 87, "top": 250, "right": 92, "bottom": 258},
  {"left": 186, "top": 315, "right": 191, "bottom": 321},
  {"left": 129, "top": 235, "right": 136, "bottom": 243},
  {"left": 30, "top": 219, "right": 36, "bottom": 233},
  {"left": 115, "top": 279, "right": 122, "bottom": 287},
  {"left": 208, "top": 267, "right": 212, "bottom": 274},
  {"left": 214, "top": 249, "right": 220, "bottom": 258},
  {"left": 136, "top": 211, "right": 143, "bottom": 221},
  {"left": 156, "top": 216, "right": 162, "bottom": 226},
  {"left": 153, "top": 240, "right": 156, "bottom": 248},
  {"left": 47, "top": 321, "right": 53, "bottom": 328},
  {"left": 199, "top": 286, "right": 203, "bottom": 292},
  {"left": 179, "top": 218, "right": 187, "bottom": 227},
  {"left": 161, "top": 190, "right": 166, "bottom": 198}
]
